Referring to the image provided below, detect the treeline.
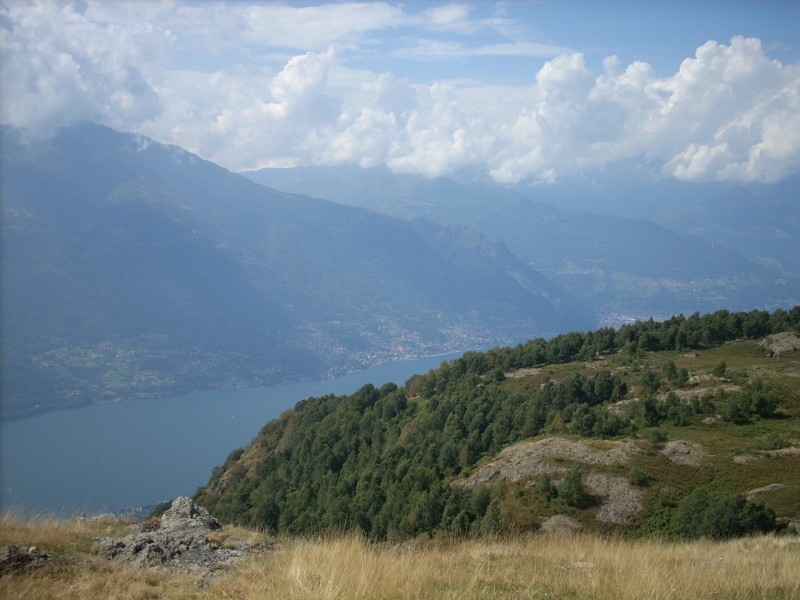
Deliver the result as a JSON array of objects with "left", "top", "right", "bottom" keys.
[
  {"left": 453, "top": 306, "right": 800, "bottom": 377},
  {"left": 195, "top": 307, "right": 798, "bottom": 539}
]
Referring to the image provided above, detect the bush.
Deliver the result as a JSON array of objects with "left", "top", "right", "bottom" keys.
[
  {"left": 643, "top": 428, "right": 668, "bottom": 446},
  {"left": 720, "top": 393, "right": 752, "bottom": 424},
  {"left": 627, "top": 467, "right": 650, "bottom": 487},
  {"left": 557, "top": 467, "right": 586, "bottom": 508},
  {"left": 534, "top": 473, "right": 558, "bottom": 501},
  {"left": 671, "top": 489, "right": 775, "bottom": 540}
]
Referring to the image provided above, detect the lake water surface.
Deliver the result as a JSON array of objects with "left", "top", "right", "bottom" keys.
[{"left": 0, "top": 353, "right": 460, "bottom": 515}]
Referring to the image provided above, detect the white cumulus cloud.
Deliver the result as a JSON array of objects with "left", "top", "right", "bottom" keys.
[
  {"left": 2, "top": 2, "right": 799, "bottom": 185},
  {"left": 0, "top": 1, "right": 170, "bottom": 136}
]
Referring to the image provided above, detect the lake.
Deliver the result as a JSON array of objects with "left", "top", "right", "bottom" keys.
[{"left": 0, "top": 353, "right": 461, "bottom": 515}]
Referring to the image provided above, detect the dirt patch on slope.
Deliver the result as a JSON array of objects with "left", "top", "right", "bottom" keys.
[{"left": 462, "top": 437, "right": 641, "bottom": 488}]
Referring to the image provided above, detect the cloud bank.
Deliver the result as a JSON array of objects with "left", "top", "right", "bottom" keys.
[{"left": 2, "top": 2, "right": 799, "bottom": 184}]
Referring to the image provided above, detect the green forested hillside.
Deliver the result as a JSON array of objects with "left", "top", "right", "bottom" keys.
[{"left": 196, "top": 307, "right": 800, "bottom": 540}]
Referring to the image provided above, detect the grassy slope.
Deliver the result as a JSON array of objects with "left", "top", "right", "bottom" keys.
[
  {"left": 633, "top": 341, "right": 800, "bottom": 525},
  {"left": 498, "top": 339, "right": 800, "bottom": 532},
  {"left": 1, "top": 514, "right": 799, "bottom": 599}
]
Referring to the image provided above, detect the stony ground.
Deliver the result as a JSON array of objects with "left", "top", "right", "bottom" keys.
[{"left": 96, "top": 497, "right": 271, "bottom": 586}]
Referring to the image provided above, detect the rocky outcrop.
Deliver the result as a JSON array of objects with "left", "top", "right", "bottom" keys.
[
  {"left": 759, "top": 332, "right": 800, "bottom": 358},
  {"left": 462, "top": 437, "right": 641, "bottom": 487},
  {"left": 159, "top": 496, "right": 221, "bottom": 531},
  {"left": 97, "top": 497, "right": 269, "bottom": 585},
  {"left": 0, "top": 545, "right": 58, "bottom": 576},
  {"left": 660, "top": 440, "right": 709, "bottom": 467},
  {"left": 539, "top": 515, "right": 582, "bottom": 536},
  {"left": 745, "top": 483, "right": 786, "bottom": 500},
  {"left": 735, "top": 446, "right": 799, "bottom": 464},
  {"left": 585, "top": 473, "right": 644, "bottom": 524}
]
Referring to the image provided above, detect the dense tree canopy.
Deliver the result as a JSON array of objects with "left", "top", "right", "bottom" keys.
[{"left": 196, "top": 307, "right": 797, "bottom": 539}]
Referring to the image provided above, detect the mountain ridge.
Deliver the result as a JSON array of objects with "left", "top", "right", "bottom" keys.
[
  {"left": 0, "top": 123, "right": 589, "bottom": 418},
  {"left": 244, "top": 165, "right": 797, "bottom": 322}
]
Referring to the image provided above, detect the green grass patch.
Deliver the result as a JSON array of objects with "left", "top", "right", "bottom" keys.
[{"left": 758, "top": 484, "right": 800, "bottom": 519}]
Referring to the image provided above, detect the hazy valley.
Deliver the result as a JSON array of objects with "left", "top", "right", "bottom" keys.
[
  {"left": 245, "top": 165, "right": 799, "bottom": 324},
  {"left": 1, "top": 123, "right": 589, "bottom": 419}
]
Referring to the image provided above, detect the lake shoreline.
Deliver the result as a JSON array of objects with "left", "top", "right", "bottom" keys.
[{"left": 1, "top": 352, "right": 466, "bottom": 516}]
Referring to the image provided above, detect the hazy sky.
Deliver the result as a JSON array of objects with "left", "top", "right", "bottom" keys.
[{"left": 2, "top": 1, "right": 799, "bottom": 184}]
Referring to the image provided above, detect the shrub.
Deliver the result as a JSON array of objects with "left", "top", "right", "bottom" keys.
[
  {"left": 720, "top": 394, "right": 752, "bottom": 424},
  {"left": 534, "top": 473, "right": 558, "bottom": 501},
  {"left": 627, "top": 467, "right": 650, "bottom": 487},
  {"left": 643, "top": 428, "right": 668, "bottom": 446},
  {"left": 711, "top": 361, "right": 727, "bottom": 377},
  {"left": 671, "top": 489, "right": 775, "bottom": 540},
  {"left": 557, "top": 467, "right": 586, "bottom": 508}
]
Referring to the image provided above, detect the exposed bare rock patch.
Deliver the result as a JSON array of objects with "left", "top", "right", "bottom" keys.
[
  {"left": 504, "top": 367, "right": 541, "bottom": 379},
  {"left": 660, "top": 440, "right": 708, "bottom": 466},
  {"left": 585, "top": 473, "right": 644, "bottom": 524},
  {"left": 462, "top": 437, "right": 640, "bottom": 488},
  {"left": 760, "top": 332, "right": 800, "bottom": 358},
  {"left": 607, "top": 397, "right": 637, "bottom": 414},
  {"left": 766, "top": 446, "right": 800, "bottom": 457},
  {"left": 539, "top": 515, "right": 582, "bottom": 536},
  {"left": 671, "top": 384, "right": 740, "bottom": 402},
  {"left": 0, "top": 545, "right": 58, "bottom": 576},
  {"left": 97, "top": 497, "right": 270, "bottom": 586},
  {"left": 160, "top": 496, "right": 222, "bottom": 531}
]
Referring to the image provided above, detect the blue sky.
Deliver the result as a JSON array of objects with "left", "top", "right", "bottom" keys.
[
  {"left": 347, "top": 1, "right": 800, "bottom": 81},
  {"left": 2, "top": 1, "right": 799, "bottom": 184}
]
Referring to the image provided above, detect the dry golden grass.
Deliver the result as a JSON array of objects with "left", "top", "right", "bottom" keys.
[
  {"left": 208, "top": 534, "right": 800, "bottom": 600},
  {"left": 0, "top": 512, "right": 201, "bottom": 600},
  {"left": 2, "top": 512, "right": 799, "bottom": 600}
]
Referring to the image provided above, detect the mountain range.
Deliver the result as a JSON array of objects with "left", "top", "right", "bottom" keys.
[
  {"left": 244, "top": 166, "right": 798, "bottom": 323},
  {"left": 0, "top": 123, "right": 588, "bottom": 418}
]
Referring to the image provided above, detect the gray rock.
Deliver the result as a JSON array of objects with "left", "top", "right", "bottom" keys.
[
  {"left": 539, "top": 515, "right": 582, "bottom": 536},
  {"left": 660, "top": 440, "right": 709, "bottom": 466},
  {"left": 96, "top": 496, "right": 269, "bottom": 584},
  {"left": 0, "top": 545, "right": 58, "bottom": 576},
  {"left": 585, "top": 473, "right": 644, "bottom": 524},
  {"left": 160, "top": 496, "right": 221, "bottom": 531}
]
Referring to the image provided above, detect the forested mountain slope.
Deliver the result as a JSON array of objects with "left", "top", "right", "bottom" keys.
[
  {"left": 1, "top": 124, "right": 589, "bottom": 418},
  {"left": 197, "top": 307, "right": 800, "bottom": 540}
]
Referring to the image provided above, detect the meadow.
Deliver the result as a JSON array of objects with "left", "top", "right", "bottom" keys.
[{"left": 2, "top": 513, "right": 799, "bottom": 600}]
